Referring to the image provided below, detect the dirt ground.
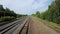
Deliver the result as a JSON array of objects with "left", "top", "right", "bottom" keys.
[{"left": 28, "top": 17, "right": 60, "bottom": 34}]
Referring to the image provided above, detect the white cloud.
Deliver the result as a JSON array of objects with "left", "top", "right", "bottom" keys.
[
  {"left": 31, "top": 0, "right": 48, "bottom": 9},
  {"left": 0, "top": 0, "right": 53, "bottom": 15}
]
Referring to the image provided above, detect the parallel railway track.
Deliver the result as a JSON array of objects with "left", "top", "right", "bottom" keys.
[{"left": 0, "top": 17, "right": 29, "bottom": 34}]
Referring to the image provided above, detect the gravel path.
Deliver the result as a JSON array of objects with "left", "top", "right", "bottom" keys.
[{"left": 28, "top": 17, "right": 60, "bottom": 34}]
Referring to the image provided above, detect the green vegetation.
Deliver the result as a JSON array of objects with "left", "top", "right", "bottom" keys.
[
  {"left": 0, "top": 16, "right": 15, "bottom": 22},
  {"left": 33, "top": 17, "right": 60, "bottom": 31},
  {"left": 0, "top": 5, "right": 17, "bottom": 17},
  {"left": 0, "top": 5, "right": 27, "bottom": 22},
  {"left": 32, "top": 0, "right": 60, "bottom": 24}
]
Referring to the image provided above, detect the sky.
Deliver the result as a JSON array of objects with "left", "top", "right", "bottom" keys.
[{"left": 0, "top": 0, "right": 53, "bottom": 15}]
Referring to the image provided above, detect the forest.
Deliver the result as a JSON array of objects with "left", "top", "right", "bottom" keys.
[
  {"left": 32, "top": 0, "right": 60, "bottom": 24},
  {"left": 0, "top": 5, "right": 17, "bottom": 17},
  {"left": 0, "top": 5, "right": 25, "bottom": 22}
]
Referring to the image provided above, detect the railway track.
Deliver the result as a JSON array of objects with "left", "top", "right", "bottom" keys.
[
  {"left": 0, "top": 17, "right": 29, "bottom": 34},
  {"left": 19, "top": 18, "right": 29, "bottom": 34},
  {"left": 12, "top": 17, "right": 30, "bottom": 34},
  {"left": 0, "top": 19, "right": 17, "bottom": 26}
]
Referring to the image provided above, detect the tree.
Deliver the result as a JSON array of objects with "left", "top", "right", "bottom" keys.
[
  {"left": 36, "top": 11, "right": 40, "bottom": 18},
  {"left": 35, "top": 0, "right": 60, "bottom": 24}
]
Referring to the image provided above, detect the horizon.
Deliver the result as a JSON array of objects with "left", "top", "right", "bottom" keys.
[{"left": 0, "top": 0, "right": 53, "bottom": 15}]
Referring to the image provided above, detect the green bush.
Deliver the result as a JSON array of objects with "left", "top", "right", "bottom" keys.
[{"left": 0, "top": 16, "right": 15, "bottom": 22}]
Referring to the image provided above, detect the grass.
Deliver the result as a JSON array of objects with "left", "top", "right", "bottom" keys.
[
  {"left": 0, "top": 16, "right": 16, "bottom": 22},
  {"left": 33, "top": 16, "right": 60, "bottom": 29}
]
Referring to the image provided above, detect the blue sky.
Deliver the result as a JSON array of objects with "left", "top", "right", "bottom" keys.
[{"left": 0, "top": 0, "right": 53, "bottom": 15}]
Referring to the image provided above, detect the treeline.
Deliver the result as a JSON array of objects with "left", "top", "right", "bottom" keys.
[
  {"left": 0, "top": 5, "right": 17, "bottom": 17},
  {"left": 33, "top": 0, "right": 60, "bottom": 24},
  {"left": 0, "top": 5, "right": 27, "bottom": 22},
  {"left": 0, "top": 5, "right": 17, "bottom": 22}
]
